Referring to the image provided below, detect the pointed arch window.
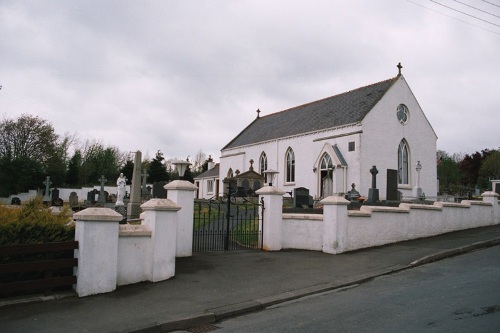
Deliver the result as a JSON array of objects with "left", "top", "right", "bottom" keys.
[
  {"left": 285, "top": 148, "right": 295, "bottom": 183},
  {"left": 259, "top": 152, "right": 267, "bottom": 175},
  {"left": 398, "top": 140, "right": 409, "bottom": 185}
]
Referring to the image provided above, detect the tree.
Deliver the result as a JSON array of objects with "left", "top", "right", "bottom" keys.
[
  {"left": 192, "top": 150, "right": 207, "bottom": 174},
  {"left": 437, "top": 157, "right": 461, "bottom": 194},
  {"left": 65, "top": 150, "right": 82, "bottom": 186},
  {"left": 458, "top": 149, "right": 493, "bottom": 188},
  {"left": 78, "top": 140, "right": 123, "bottom": 185},
  {"left": 478, "top": 150, "right": 500, "bottom": 189},
  {"left": 148, "top": 150, "right": 169, "bottom": 183},
  {"left": 120, "top": 159, "right": 135, "bottom": 183},
  {"left": 0, "top": 114, "right": 67, "bottom": 194}
]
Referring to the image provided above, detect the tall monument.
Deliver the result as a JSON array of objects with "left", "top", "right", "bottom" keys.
[{"left": 127, "top": 151, "right": 142, "bottom": 220}]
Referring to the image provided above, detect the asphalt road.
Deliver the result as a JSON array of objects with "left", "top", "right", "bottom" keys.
[{"left": 209, "top": 246, "right": 500, "bottom": 333}]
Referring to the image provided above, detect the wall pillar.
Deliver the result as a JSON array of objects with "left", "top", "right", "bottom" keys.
[
  {"left": 482, "top": 191, "right": 500, "bottom": 224},
  {"left": 256, "top": 186, "right": 286, "bottom": 251},
  {"left": 74, "top": 208, "right": 122, "bottom": 297},
  {"left": 321, "top": 195, "right": 350, "bottom": 254},
  {"left": 165, "top": 180, "right": 198, "bottom": 257},
  {"left": 141, "top": 199, "right": 181, "bottom": 282}
]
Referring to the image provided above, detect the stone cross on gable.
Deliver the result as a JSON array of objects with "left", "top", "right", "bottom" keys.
[{"left": 141, "top": 171, "right": 149, "bottom": 196}]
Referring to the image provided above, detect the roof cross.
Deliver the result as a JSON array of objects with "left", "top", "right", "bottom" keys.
[
  {"left": 397, "top": 62, "right": 403, "bottom": 76},
  {"left": 256, "top": 108, "right": 261, "bottom": 118}
]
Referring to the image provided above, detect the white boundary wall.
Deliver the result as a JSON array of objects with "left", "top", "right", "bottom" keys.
[{"left": 269, "top": 191, "right": 500, "bottom": 254}]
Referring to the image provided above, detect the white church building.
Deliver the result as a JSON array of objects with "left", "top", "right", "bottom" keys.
[{"left": 219, "top": 66, "right": 438, "bottom": 201}]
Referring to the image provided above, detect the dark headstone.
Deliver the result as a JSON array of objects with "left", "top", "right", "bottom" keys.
[
  {"left": 11, "top": 197, "right": 21, "bottom": 205},
  {"left": 495, "top": 183, "right": 500, "bottom": 196},
  {"left": 52, "top": 198, "right": 63, "bottom": 207},
  {"left": 294, "top": 187, "right": 311, "bottom": 208},
  {"left": 51, "top": 188, "right": 60, "bottom": 202},
  {"left": 386, "top": 169, "right": 399, "bottom": 201},
  {"left": 152, "top": 181, "right": 168, "bottom": 198},
  {"left": 347, "top": 183, "right": 360, "bottom": 201},
  {"left": 367, "top": 166, "right": 379, "bottom": 203}
]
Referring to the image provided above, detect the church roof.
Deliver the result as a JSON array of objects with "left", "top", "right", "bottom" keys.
[{"left": 222, "top": 76, "right": 398, "bottom": 150}]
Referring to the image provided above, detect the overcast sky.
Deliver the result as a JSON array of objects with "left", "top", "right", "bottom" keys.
[{"left": 1, "top": 0, "right": 499, "bottom": 163}]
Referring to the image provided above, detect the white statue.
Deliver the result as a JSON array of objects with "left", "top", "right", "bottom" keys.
[{"left": 116, "top": 173, "right": 127, "bottom": 206}]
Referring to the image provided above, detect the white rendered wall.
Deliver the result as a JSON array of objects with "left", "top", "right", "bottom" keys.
[
  {"left": 282, "top": 215, "right": 323, "bottom": 251},
  {"left": 360, "top": 76, "right": 438, "bottom": 200},
  {"left": 116, "top": 225, "right": 152, "bottom": 286}
]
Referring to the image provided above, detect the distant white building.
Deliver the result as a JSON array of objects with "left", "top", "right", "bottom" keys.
[
  {"left": 219, "top": 66, "right": 438, "bottom": 201},
  {"left": 194, "top": 160, "right": 220, "bottom": 199}
]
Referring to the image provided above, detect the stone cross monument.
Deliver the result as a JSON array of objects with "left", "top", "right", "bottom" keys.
[
  {"left": 367, "top": 165, "right": 379, "bottom": 203},
  {"left": 43, "top": 176, "right": 52, "bottom": 203},
  {"left": 98, "top": 175, "right": 107, "bottom": 205}
]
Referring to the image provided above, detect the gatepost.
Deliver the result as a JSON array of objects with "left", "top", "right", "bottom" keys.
[
  {"left": 256, "top": 186, "right": 285, "bottom": 251},
  {"left": 141, "top": 199, "right": 181, "bottom": 282},
  {"left": 321, "top": 195, "right": 350, "bottom": 254},
  {"left": 165, "top": 180, "right": 198, "bottom": 257},
  {"left": 74, "top": 207, "right": 123, "bottom": 297},
  {"left": 482, "top": 191, "right": 500, "bottom": 224}
]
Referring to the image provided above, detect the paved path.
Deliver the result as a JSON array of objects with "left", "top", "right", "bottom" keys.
[{"left": 1, "top": 225, "right": 500, "bottom": 333}]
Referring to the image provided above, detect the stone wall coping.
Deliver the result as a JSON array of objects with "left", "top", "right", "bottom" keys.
[
  {"left": 482, "top": 191, "right": 499, "bottom": 198},
  {"left": 164, "top": 180, "right": 198, "bottom": 191},
  {"left": 119, "top": 224, "right": 152, "bottom": 237},
  {"left": 434, "top": 201, "right": 470, "bottom": 208},
  {"left": 256, "top": 186, "right": 286, "bottom": 196},
  {"left": 347, "top": 211, "right": 372, "bottom": 217},
  {"left": 401, "top": 203, "right": 443, "bottom": 211},
  {"left": 282, "top": 213, "right": 323, "bottom": 221},
  {"left": 320, "top": 195, "right": 350, "bottom": 205},
  {"left": 469, "top": 201, "right": 493, "bottom": 206},
  {"left": 73, "top": 207, "right": 123, "bottom": 222},
  {"left": 140, "top": 198, "right": 181, "bottom": 211},
  {"left": 361, "top": 205, "right": 410, "bottom": 214}
]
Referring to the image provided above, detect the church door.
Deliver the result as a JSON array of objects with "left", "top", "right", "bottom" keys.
[{"left": 320, "top": 154, "right": 334, "bottom": 198}]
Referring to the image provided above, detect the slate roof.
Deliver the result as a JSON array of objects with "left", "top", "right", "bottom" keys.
[
  {"left": 223, "top": 76, "right": 399, "bottom": 150},
  {"left": 194, "top": 163, "right": 220, "bottom": 179}
]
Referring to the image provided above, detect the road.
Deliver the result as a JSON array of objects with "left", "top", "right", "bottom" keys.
[{"left": 206, "top": 246, "right": 500, "bottom": 332}]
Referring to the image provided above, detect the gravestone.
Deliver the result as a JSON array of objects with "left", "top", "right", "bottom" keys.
[
  {"left": 152, "top": 181, "right": 168, "bottom": 198},
  {"left": 386, "top": 169, "right": 399, "bottom": 201},
  {"left": 347, "top": 183, "right": 360, "bottom": 201},
  {"left": 51, "top": 188, "right": 60, "bottom": 206},
  {"left": 43, "top": 176, "right": 52, "bottom": 203},
  {"left": 141, "top": 170, "right": 149, "bottom": 197},
  {"left": 98, "top": 175, "right": 107, "bottom": 205},
  {"left": 11, "top": 197, "right": 21, "bottom": 205},
  {"left": 69, "top": 192, "right": 79, "bottom": 208},
  {"left": 495, "top": 183, "right": 500, "bottom": 196},
  {"left": 294, "top": 187, "right": 311, "bottom": 208},
  {"left": 367, "top": 166, "right": 379, "bottom": 203}
]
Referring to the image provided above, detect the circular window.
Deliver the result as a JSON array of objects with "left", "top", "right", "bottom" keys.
[{"left": 397, "top": 104, "right": 409, "bottom": 124}]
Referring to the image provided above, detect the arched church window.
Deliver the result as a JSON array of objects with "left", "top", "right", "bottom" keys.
[
  {"left": 227, "top": 168, "right": 234, "bottom": 178},
  {"left": 285, "top": 148, "right": 295, "bottom": 183},
  {"left": 398, "top": 140, "right": 409, "bottom": 185},
  {"left": 259, "top": 152, "right": 267, "bottom": 175}
]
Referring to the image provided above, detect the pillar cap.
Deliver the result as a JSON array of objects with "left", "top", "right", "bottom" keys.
[
  {"left": 164, "top": 180, "right": 198, "bottom": 191},
  {"left": 320, "top": 195, "right": 350, "bottom": 206},
  {"left": 74, "top": 207, "right": 123, "bottom": 222},
  {"left": 141, "top": 198, "right": 181, "bottom": 211},
  {"left": 482, "top": 191, "right": 499, "bottom": 198},
  {"left": 256, "top": 186, "right": 286, "bottom": 196}
]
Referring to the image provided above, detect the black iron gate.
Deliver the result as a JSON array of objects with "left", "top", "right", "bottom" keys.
[{"left": 193, "top": 193, "right": 264, "bottom": 252}]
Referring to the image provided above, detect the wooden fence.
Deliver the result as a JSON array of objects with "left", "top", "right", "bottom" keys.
[{"left": 0, "top": 241, "right": 78, "bottom": 297}]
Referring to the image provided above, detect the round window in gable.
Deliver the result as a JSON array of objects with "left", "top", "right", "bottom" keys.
[{"left": 396, "top": 104, "right": 409, "bottom": 124}]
